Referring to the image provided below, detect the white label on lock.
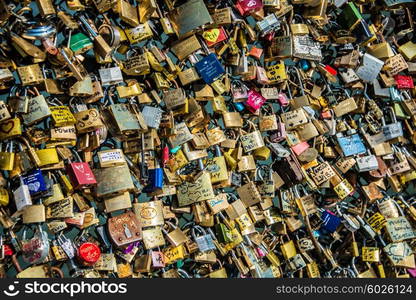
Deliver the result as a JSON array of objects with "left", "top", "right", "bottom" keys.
[
  {"left": 100, "top": 151, "right": 124, "bottom": 162},
  {"left": 14, "top": 185, "right": 32, "bottom": 211}
]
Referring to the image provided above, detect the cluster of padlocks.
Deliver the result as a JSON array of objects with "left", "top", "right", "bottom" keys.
[{"left": 0, "top": 0, "right": 415, "bottom": 278}]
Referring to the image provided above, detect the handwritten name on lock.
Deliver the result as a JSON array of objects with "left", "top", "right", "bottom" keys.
[
  {"left": 126, "top": 24, "right": 152, "bottom": 44},
  {"left": 333, "top": 179, "right": 354, "bottom": 200},
  {"left": 177, "top": 172, "right": 215, "bottom": 206},
  {"left": 386, "top": 216, "right": 416, "bottom": 241},
  {"left": 367, "top": 212, "right": 386, "bottom": 232},
  {"left": 100, "top": 151, "right": 124, "bottom": 163},
  {"left": 384, "top": 242, "right": 413, "bottom": 265},
  {"left": 124, "top": 55, "right": 148, "bottom": 72},
  {"left": 51, "top": 126, "right": 76, "bottom": 139},
  {"left": 163, "top": 245, "right": 184, "bottom": 264},
  {"left": 50, "top": 106, "right": 76, "bottom": 125},
  {"left": 240, "top": 131, "right": 263, "bottom": 152},
  {"left": 23, "top": 95, "right": 51, "bottom": 125},
  {"left": 205, "top": 157, "right": 226, "bottom": 181},
  {"left": 311, "top": 162, "right": 336, "bottom": 185},
  {"left": 169, "top": 122, "right": 193, "bottom": 147},
  {"left": 46, "top": 197, "right": 74, "bottom": 219}
]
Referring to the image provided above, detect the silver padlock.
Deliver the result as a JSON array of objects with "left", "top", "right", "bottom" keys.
[
  {"left": 142, "top": 105, "right": 163, "bottom": 129},
  {"left": 14, "top": 175, "right": 32, "bottom": 211},
  {"left": 373, "top": 79, "right": 390, "bottom": 98},
  {"left": 356, "top": 53, "right": 384, "bottom": 82},
  {"left": 99, "top": 66, "right": 124, "bottom": 86},
  {"left": 382, "top": 107, "right": 403, "bottom": 141},
  {"left": 340, "top": 68, "right": 359, "bottom": 85},
  {"left": 191, "top": 225, "right": 216, "bottom": 252},
  {"left": 256, "top": 13, "right": 280, "bottom": 36},
  {"left": 356, "top": 150, "right": 379, "bottom": 172}
]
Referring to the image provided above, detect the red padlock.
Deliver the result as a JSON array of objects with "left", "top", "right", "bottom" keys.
[
  {"left": 324, "top": 65, "right": 337, "bottom": 76},
  {"left": 264, "top": 32, "right": 275, "bottom": 42},
  {"left": 202, "top": 27, "right": 228, "bottom": 47},
  {"left": 249, "top": 46, "right": 263, "bottom": 60},
  {"left": 162, "top": 145, "right": 169, "bottom": 167},
  {"left": 321, "top": 110, "right": 332, "bottom": 119},
  {"left": 3, "top": 244, "right": 13, "bottom": 256},
  {"left": 78, "top": 242, "right": 101, "bottom": 266},
  {"left": 66, "top": 150, "right": 97, "bottom": 189},
  {"left": 395, "top": 75, "right": 414, "bottom": 89}
]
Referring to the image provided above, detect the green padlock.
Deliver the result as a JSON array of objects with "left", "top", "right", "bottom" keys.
[
  {"left": 69, "top": 32, "right": 93, "bottom": 54},
  {"left": 394, "top": 102, "right": 409, "bottom": 119},
  {"left": 215, "top": 222, "right": 233, "bottom": 243},
  {"left": 338, "top": 2, "right": 362, "bottom": 29}
]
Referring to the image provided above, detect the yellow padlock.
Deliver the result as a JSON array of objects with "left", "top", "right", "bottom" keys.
[
  {"left": 253, "top": 146, "right": 271, "bottom": 160},
  {"left": 266, "top": 61, "right": 287, "bottom": 83},
  {"left": 50, "top": 106, "right": 77, "bottom": 127},
  {"left": 0, "top": 187, "right": 9, "bottom": 206},
  {"left": 224, "top": 150, "right": 237, "bottom": 170},
  {"left": 36, "top": 148, "right": 60, "bottom": 166},
  {"left": 280, "top": 239, "right": 297, "bottom": 260},
  {"left": 163, "top": 245, "right": 185, "bottom": 265},
  {"left": 0, "top": 141, "right": 15, "bottom": 171},
  {"left": 116, "top": 81, "right": 143, "bottom": 98}
]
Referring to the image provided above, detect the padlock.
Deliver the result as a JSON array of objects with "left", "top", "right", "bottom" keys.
[
  {"left": 191, "top": 225, "right": 216, "bottom": 252},
  {"left": 0, "top": 141, "right": 15, "bottom": 171},
  {"left": 66, "top": 150, "right": 97, "bottom": 190},
  {"left": 13, "top": 175, "right": 32, "bottom": 211}
]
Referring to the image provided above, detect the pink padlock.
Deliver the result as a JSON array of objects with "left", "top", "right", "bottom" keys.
[
  {"left": 246, "top": 89, "right": 266, "bottom": 113},
  {"left": 291, "top": 141, "right": 310, "bottom": 156},
  {"left": 255, "top": 247, "right": 267, "bottom": 258},
  {"left": 235, "top": 0, "right": 263, "bottom": 16},
  {"left": 256, "top": 66, "right": 269, "bottom": 85},
  {"left": 277, "top": 92, "right": 289, "bottom": 107},
  {"left": 395, "top": 75, "right": 414, "bottom": 89},
  {"left": 151, "top": 250, "right": 165, "bottom": 268},
  {"left": 407, "top": 268, "right": 416, "bottom": 277}
]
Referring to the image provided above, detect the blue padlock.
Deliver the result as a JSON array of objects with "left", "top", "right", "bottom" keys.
[
  {"left": 170, "top": 145, "right": 181, "bottom": 154},
  {"left": 337, "top": 133, "right": 366, "bottom": 157},
  {"left": 195, "top": 53, "right": 225, "bottom": 84},
  {"left": 234, "top": 102, "right": 245, "bottom": 112},
  {"left": 143, "top": 167, "right": 164, "bottom": 193},
  {"left": 389, "top": 87, "right": 402, "bottom": 102},
  {"left": 320, "top": 210, "right": 341, "bottom": 233},
  {"left": 23, "top": 169, "right": 47, "bottom": 197},
  {"left": 299, "top": 59, "right": 310, "bottom": 71}
]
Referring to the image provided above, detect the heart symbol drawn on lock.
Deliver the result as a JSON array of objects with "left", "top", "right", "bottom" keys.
[
  {"left": 0, "top": 120, "right": 15, "bottom": 133},
  {"left": 74, "top": 164, "right": 85, "bottom": 173},
  {"left": 28, "top": 182, "right": 41, "bottom": 192},
  {"left": 203, "top": 28, "right": 220, "bottom": 43}
]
